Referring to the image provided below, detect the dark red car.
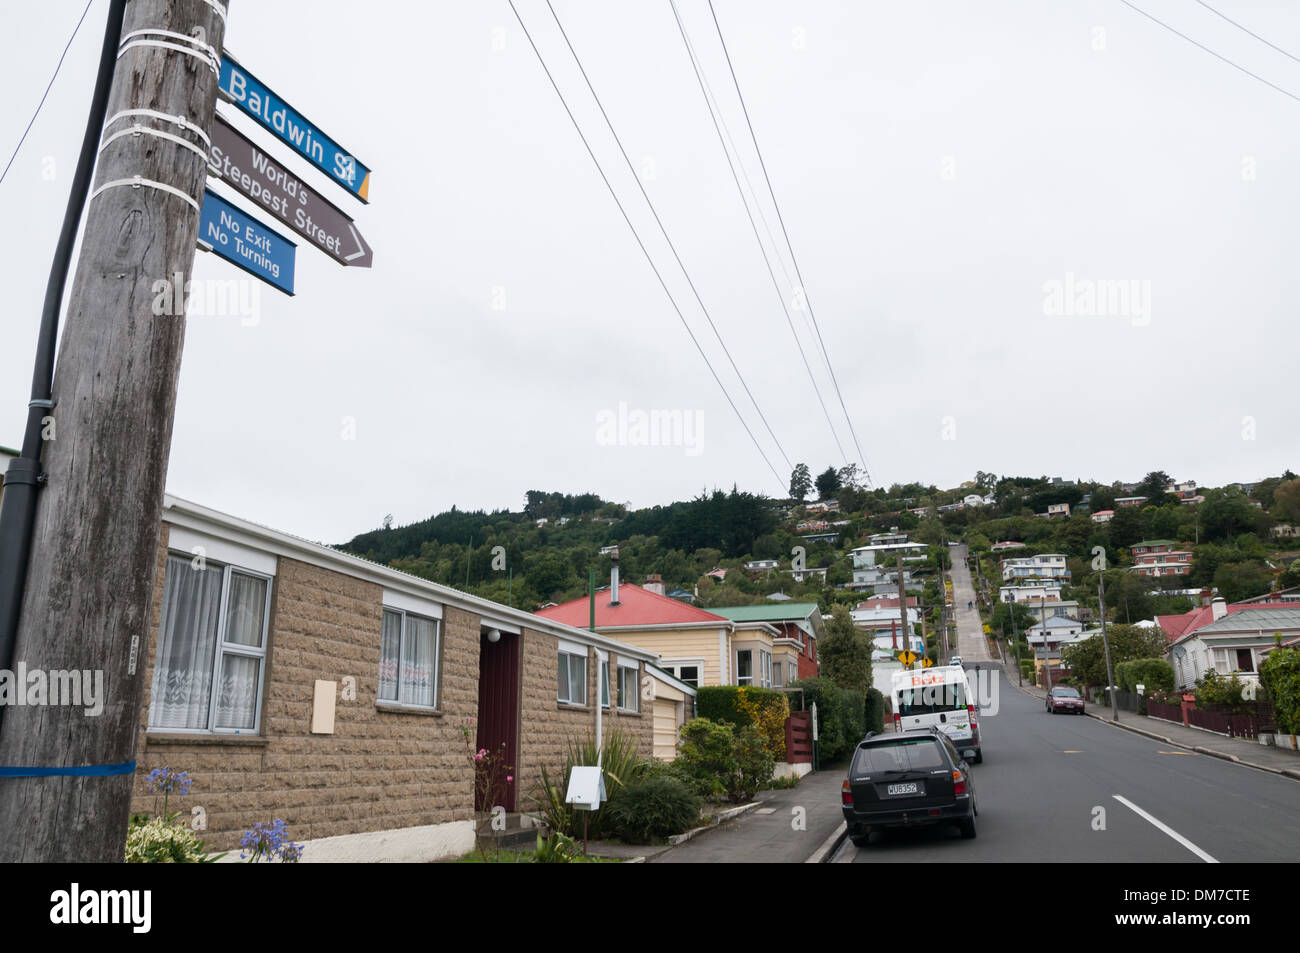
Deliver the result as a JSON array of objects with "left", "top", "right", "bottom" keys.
[{"left": 1046, "top": 685, "right": 1085, "bottom": 714}]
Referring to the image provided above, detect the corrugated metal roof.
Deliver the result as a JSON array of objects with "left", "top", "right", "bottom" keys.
[{"left": 1195, "top": 607, "right": 1300, "bottom": 634}]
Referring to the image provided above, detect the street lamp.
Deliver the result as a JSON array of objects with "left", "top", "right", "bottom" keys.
[
  {"left": 1098, "top": 565, "right": 1119, "bottom": 722},
  {"left": 1039, "top": 595, "right": 1050, "bottom": 690}
]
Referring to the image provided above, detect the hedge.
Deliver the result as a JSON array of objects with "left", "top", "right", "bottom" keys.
[
  {"left": 695, "top": 686, "right": 789, "bottom": 760},
  {"left": 864, "top": 687, "right": 886, "bottom": 735},
  {"left": 1116, "top": 658, "right": 1175, "bottom": 694},
  {"left": 788, "top": 677, "right": 865, "bottom": 764},
  {"left": 1260, "top": 648, "right": 1300, "bottom": 733}
]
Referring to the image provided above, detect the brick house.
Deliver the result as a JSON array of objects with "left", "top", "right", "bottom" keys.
[
  {"left": 131, "top": 495, "right": 664, "bottom": 861},
  {"left": 709, "top": 603, "right": 824, "bottom": 685}
]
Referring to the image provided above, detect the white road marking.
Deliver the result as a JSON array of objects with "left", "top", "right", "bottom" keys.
[{"left": 1112, "top": 795, "right": 1218, "bottom": 863}]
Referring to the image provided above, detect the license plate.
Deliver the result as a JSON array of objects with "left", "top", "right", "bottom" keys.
[{"left": 887, "top": 782, "right": 920, "bottom": 796}]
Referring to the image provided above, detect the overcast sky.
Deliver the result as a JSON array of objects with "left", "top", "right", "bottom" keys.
[{"left": 2, "top": 0, "right": 1297, "bottom": 544}]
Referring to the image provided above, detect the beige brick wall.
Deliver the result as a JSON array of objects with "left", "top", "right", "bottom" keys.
[
  {"left": 133, "top": 527, "right": 654, "bottom": 854},
  {"left": 133, "top": 543, "right": 477, "bottom": 853},
  {"left": 515, "top": 633, "right": 653, "bottom": 814}
]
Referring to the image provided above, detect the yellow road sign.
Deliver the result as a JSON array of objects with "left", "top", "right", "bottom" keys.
[
  {"left": 898, "top": 650, "right": 917, "bottom": 664},
  {"left": 921, "top": 657, "right": 934, "bottom": 668}
]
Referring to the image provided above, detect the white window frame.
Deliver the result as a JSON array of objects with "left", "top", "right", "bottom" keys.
[
  {"left": 617, "top": 662, "right": 639, "bottom": 713},
  {"left": 378, "top": 606, "right": 441, "bottom": 710},
  {"left": 661, "top": 658, "right": 704, "bottom": 688},
  {"left": 149, "top": 553, "right": 273, "bottom": 735},
  {"left": 737, "top": 649, "right": 754, "bottom": 687},
  {"left": 558, "top": 648, "right": 588, "bottom": 706}
]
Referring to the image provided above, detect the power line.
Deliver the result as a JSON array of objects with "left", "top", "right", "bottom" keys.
[
  {"left": 0, "top": 0, "right": 96, "bottom": 188},
  {"left": 1193, "top": 0, "right": 1300, "bottom": 65},
  {"left": 543, "top": 0, "right": 793, "bottom": 474},
  {"left": 668, "top": 0, "right": 848, "bottom": 469},
  {"left": 707, "top": 0, "right": 874, "bottom": 486},
  {"left": 1118, "top": 0, "right": 1300, "bottom": 104},
  {"left": 505, "top": 0, "right": 788, "bottom": 494}
]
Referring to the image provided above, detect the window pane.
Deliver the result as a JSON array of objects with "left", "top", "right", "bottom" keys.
[
  {"left": 681, "top": 665, "right": 699, "bottom": 687},
  {"left": 214, "top": 653, "right": 260, "bottom": 730},
  {"left": 380, "top": 610, "right": 401, "bottom": 701},
  {"left": 737, "top": 650, "right": 752, "bottom": 685},
  {"left": 152, "top": 556, "right": 223, "bottom": 729},
  {"left": 400, "top": 616, "right": 437, "bottom": 707},
  {"left": 601, "top": 661, "right": 610, "bottom": 707},
  {"left": 557, "top": 652, "right": 570, "bottom": 701},
  {"left": 225, "top": 572, "right": 268, "bottom": 647},
  {"left": 620, "top": 666, "right": 638, "bottom": 711},
  {"left": 569, "top": 655, "right": 586, "bottom": 706}
]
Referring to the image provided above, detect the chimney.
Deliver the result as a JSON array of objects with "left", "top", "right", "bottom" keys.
[
  {"left": 1200, "top": 588, "right": 1212, "bottom": 608},
  {"left": 610, "top": 548, "right": 620, "bottom": 606},
  {"left": 1211, "top": 597, "right": 1226, "bottom": 621},
  {"left": 643, "top": 574, "right": 665, "bottom": 597}
]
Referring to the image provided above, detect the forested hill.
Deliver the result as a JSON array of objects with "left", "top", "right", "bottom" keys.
[
  {"left": 336, "top": 487, "right": 787, "bottom": 610},
  {"left": 334, "top": 470, "right": 1300, "bottom": 616}
]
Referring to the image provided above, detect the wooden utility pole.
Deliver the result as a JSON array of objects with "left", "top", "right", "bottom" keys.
[{"left": 0, "top": 0, "right": 228, "bottom": 862}]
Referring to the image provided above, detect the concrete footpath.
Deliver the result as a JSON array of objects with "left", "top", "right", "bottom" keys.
[
  {"left": 582, "top": 764, "right": 848, "bottom": 863},
  {"left": 1015, "top": 678, "right": 1300, "bottom": 781}
]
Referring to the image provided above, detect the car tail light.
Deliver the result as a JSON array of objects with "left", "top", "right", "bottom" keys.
[
  {"left": 841, "top": 780, "right": 853, "bottom": 805},
  {"left": 893, "top": 712, "right": 901, "bottom": 729},
  {"left": 952, "top": 770, "right": 966, "bottom": 796}
]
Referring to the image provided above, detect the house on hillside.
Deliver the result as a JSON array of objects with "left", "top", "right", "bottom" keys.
[
  {"left": 1000, "top": 554, "right": 1070, "bottom": 582},
  {"left": 1159, "top": 597, "right": 1300, "bottom": 690},
  {"left": 710, "top": 603, "right": 823, "bottom": 686}
]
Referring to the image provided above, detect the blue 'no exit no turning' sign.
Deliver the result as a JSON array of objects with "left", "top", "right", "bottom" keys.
[{"left": 197, "top": 189, "right": 296, "bottom": 295}]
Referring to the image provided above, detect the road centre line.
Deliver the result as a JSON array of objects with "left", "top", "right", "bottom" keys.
[{"left": 1112, "top": 795, "right": 1218, "bottom": 863}]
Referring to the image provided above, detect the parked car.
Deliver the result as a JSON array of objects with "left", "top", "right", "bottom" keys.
[
  {"left": 948, "top": 655, "right": 963, "bottom": 666},
  {"left": 1047, "top": 685, "right": 1085, "bottom": 714},
  {"left": 841, "top": 729, "right": 977, "bottom": 847}
]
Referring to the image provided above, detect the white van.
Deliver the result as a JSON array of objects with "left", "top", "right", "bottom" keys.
[{"left": 890, "top": 666, "right": 982, "bottom": 763}]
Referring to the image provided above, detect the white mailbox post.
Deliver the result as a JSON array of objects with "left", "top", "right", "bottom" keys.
[{"left": 565, "top": 765, "right": 606, "bottom": 854}]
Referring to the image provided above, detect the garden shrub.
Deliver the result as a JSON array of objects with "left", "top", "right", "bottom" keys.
[
  {"left": 1194, "top": 669, "right": 1253, "bottom": 711},
  {"left": 605, "top": 775, "right": 702, "bottom": 843},
  {"left": 125, "top": 814, "right": 213, "bottom": 863},
  {"left": 1116, "top": 658, "right": 1175, "bottom": 694},
  {"left": 676, "top": 718, "right": 773, "bottom": 804},
  {"left": 696, "top": 685, "right": 789, "bottom": 760},
  {"left": 730, "top": 725, "right": 775, "bottom": 802},
  {"left": 533, "top": 727, "right": 644, "bottom": 840},
  {"left": 1260, "top": 648, "right": 1300, "bottom": 734}
]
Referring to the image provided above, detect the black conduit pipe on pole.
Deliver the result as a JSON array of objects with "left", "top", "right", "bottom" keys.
[{"left": 0, "top": 0, "right": 129, "bottom": 702}]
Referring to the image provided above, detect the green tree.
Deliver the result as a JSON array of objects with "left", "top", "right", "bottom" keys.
[
  {"left": 1199, "top": 488, "right": 1260, "bottom": 543},
  {"left": 1109, "top": 507, "right": 1143, "bottom": 550},
  {"left": 789, "top": 463, "right": 812, "bottom": 503},
  {"left": 1212, "top": 561, "right": 1273, "bottom": 603},
  {"left": 1063, "top": 623, "right": 1167, "bottom": 688},
  {"left": 1273, "top": 478, "right": 1300, "bottom": 526},
  {"left": 815, "top": 466, "right": 842, "bottom": 500},
  {"left": 819, "top": 604, "right": 873, "bottom": 693},
  {"left": 1136, "top": 471, "right": 1173, "bottom": 501}
]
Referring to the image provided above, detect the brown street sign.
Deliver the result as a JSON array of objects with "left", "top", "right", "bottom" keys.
[{"left": 208, "top": 112, "right": 373, "bottom": 268}]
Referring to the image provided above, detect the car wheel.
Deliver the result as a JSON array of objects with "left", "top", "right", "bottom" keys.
[
  {"left": 974, "top": 750, "right": 983, "bottom": 764},
  {"left": 959, "top": 815, "right": 977, "bottom": 839},
  {"left": 850, "top": 833, "right": 871, "bottom": 848}
]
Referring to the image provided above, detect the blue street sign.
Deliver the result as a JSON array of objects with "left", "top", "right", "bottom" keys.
[
  {"left": 197, "top": 189, "right": 296, "bottom": 296},
  {"left": 219, "top": 54, "right": 371, "bottom": 204}
]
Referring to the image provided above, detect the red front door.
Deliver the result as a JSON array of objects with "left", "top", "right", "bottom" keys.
[{"left": 475, "top": 631, "right": 520, "bottom": 811}]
